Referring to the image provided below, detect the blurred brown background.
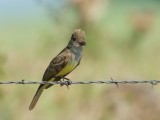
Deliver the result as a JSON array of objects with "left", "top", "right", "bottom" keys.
[{"left": 0, "top": 0, "right": 160, "bottom": 120}]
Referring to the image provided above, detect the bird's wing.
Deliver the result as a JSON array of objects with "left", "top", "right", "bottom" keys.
[{"left": 42, "top": 48, "right": 72, "bottom": 81}]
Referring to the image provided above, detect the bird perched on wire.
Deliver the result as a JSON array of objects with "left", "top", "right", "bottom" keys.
[{"left": 29, "top": 29, "right": 86, "bottom": 110}]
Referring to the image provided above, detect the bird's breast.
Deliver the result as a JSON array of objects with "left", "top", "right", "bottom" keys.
[
  {"left": 56, "top": 47, "right": 82, "bottom": 77},
  {"left": 56, "top": 60, "right": 78, "bottom": 77}
]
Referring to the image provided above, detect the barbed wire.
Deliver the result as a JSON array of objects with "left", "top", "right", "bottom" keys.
[{"left": 0, "top": 80, "right": 159, "bottom": 87}]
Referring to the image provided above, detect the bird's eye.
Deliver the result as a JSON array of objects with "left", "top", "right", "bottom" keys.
[
  {"left": 71, "top": 34, "right": 76, "bottom": 41},
  {"left": 73, "top": 37, "right": 76, "bottom": 41}
]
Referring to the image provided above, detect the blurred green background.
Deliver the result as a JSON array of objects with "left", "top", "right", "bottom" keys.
[{"left": 1, "top": 0, "right": 160, "bottom": 120}]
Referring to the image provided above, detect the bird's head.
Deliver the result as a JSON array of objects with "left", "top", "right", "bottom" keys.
[{"left": 68, "top": 29, "right": 86, "bottom": 47}]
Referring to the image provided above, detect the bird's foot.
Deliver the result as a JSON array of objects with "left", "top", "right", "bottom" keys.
[{"left": 60, "top": 78, "right": 72, "bottom": 89}]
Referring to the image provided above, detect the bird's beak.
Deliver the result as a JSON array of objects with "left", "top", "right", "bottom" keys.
[{"left": 79, "top": 41, "right": 86, "bottom": 46}]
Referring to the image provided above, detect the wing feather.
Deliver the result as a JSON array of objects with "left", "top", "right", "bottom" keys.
[{"left": 42, "top": 48, "right": 72, "bottom": 81}]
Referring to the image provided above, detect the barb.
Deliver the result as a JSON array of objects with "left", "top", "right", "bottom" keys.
[{"left": 0, "top": 80, "right": 160, "bottom": 86}]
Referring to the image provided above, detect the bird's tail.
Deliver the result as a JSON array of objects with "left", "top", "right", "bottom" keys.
[{"left": 29, "top": 85, "right": 45, "bottom": 110}]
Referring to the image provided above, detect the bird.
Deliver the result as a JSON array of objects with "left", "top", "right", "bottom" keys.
[{"left": 29, "top": 29, "right": 86, "bottom": 110}]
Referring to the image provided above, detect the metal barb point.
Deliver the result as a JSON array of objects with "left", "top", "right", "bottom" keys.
[
  {"left": 151, "top": 80, "right": 158, "bottom": 85},
  {"left": 151, "top": 84, "right": 154, "bottom": 90},
  {"left": 110, "top": 77, "right": 119, "bottom": 88},
  {"left": 21, "top": 79, "right": 25, "bottom": 84},
  {"left": 115, "top": 82, "right": 119, "bottom": 88},
  {"left": 110, "top": 77, "right": 114, "bottom": 81},
  {"left": 150, "top": 80, "right": 158, "bottom": 90}
]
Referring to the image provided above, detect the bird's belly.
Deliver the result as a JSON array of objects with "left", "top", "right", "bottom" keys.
[{"left": 56, "top": 61, "right": 78, "bottom": 77}]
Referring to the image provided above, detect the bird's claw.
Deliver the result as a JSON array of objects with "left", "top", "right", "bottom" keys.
[{"left": 60, "top": 78, "right": 72, "bottom": 89}]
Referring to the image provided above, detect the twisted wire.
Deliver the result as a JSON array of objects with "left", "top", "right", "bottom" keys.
[{"left": 0, "top": 80, "right": 159, "bottom": 86}]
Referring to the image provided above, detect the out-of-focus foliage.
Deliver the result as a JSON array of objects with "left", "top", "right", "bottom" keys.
[{"left": 0, "top": 0, "right": 160, "bottom": 120}]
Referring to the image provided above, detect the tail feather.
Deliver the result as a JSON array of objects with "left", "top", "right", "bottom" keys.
[{"left": 29, "top": 85, "right": 45, "bottom": 110}]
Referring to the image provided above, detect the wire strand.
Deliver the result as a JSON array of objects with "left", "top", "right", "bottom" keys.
[{"left": 0, "top": 80, "right": 159, "bottom": 86}]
